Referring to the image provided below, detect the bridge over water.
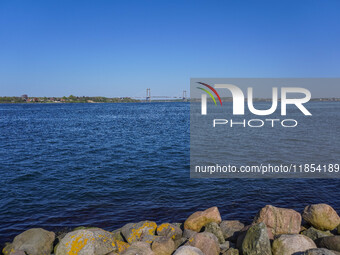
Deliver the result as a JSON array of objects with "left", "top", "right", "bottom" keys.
[{"left": 131, "top": 88, "right": 188, "bottom": 102}]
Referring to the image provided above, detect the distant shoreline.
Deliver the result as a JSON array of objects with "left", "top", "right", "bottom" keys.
[{"left": 0, "top": 97, "right": 339, "bottom": 104}]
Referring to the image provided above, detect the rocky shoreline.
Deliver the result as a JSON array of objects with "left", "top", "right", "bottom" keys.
[{"left": 2, "top": 203, "right": 340, "bottom": 255}]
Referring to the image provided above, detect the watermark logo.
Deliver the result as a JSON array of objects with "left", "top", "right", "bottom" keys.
[{"left": 198, "top": 82, "right": 312, "bottom": 116}]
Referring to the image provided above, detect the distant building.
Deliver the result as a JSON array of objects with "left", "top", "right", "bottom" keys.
[{"left": 21, "top": 94, "right": 28, "bottom": 101}]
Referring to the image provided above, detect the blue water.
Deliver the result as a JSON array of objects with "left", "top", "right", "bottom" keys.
[{"left": 0, "top": 102, "right": 339, "bottom": 245}]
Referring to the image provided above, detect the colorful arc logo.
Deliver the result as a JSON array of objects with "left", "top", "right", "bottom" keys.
[{"left": 196, "top": 82, "right": 222, "bottom": 106}]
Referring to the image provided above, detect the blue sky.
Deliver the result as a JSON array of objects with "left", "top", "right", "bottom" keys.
[{"left": 0, "top": 0, "right": 339, "bottom": 97}]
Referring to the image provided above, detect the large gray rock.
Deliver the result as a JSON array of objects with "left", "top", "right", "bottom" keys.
[
  {"left": 157, "top": 223, "right": 182, "bottom": 240},
  {"left": 112, "top": 228, "right": 124, "bottom": 242},
  {"left": 302, "top": 227, "right": 333, "bottom": 241},
  {"left": 242, "top": 222, "right": 272, "bottom": 255},
  {"left": 205, "top": 222, "right": 225, "bottom": 244},
  {"left": 303, "top": 248, "right": 336, "bottom": 255},
  {"left": 220, "top": 220, "right": 245, "bottom": 241},
  {"left": 121, "top": 221, "right": 157, "bottom": 244},
  {"left": 272, "top": 234, "right": 317, "bottom": 255},
  {"left": 3, "top": 228, "right": 55, "bottom": 255},
  {"left": 55, "top": 228, "right": 116, "bottom": 255},
  {"left": 303, "top": 204, "right": 340, "bottom": 231},
  {"left": 121, "top": 241, "right": 155, "bottom": 255},
  {"left": 4, "top": 250, "right": 26, "bottom": 255},
  {"left": 173, "top": 246, "right": 204, "bottom": 255},
  {"left": 315, "top": 236, "right": 340, "bottom": 252}
]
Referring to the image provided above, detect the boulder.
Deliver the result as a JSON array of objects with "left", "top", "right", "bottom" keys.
[
  {"left": 173, "top": 246, "right": 204, "bottom": 255},
  {"left": 253, "top": 205, "right": 301, "bottom": 236},
  {"left": 224, "top": 248, "right": 240, "bottom": 255},
  {"left": 184, "top": 207, "right": 222, "bottom": 232},
  {"left": 302, "top": 227, "right": 333, "bottom": 241},
  {"left": 220, "top": 241, "right": 230, "bottom": 253},
  {"left": 6, "top": 250, "right": 26, "bottom": 255},
  {"left": 2, "top": 228, "right": 55, "bottom": 255},
  {"left": 55, "top": 228, "right": 116, "bottom": 255},
  {"left": 187, "top": 232, "right": 220, "bottom": 255},
  {"left": 121, "top": 241, "right": 155, "bottom": 255},
  {"left": 242, "top": 222, "right": 271, "bottom": 255},
  {"left": 183, "top": 229, "right": 196, "bottom": 239},
  {"left": 204, "top": 222, "right": 225, "bottom": 244},
  {"left": 315, "top": 236, "right": 340, "bottom": 252},
  {"left": 272, "top": 234, "right": 317, "bottom": 255},
  {"left": 112, "top": 228, "right": 124, "bottom": 242},
  {"left": 303, "top": 248, "right": 337, "bottom": 255},
  {"left": 303, "top": 204, "right": 340, "bottom": 231},
  {"left": 115, "top": 240, "right": 130, "bottom": 253},
  {"left": 157, "top": 223, "right": 182, "bottom": 240},
  {"left": 220, "top": 220, "right": 244, "bottom": 241},
  {"left": 151, "top": 236, "right": 175, "bottom": 255},
  {"left": 141, "top": 234, "right": 157, "bottom": 244},
  {"left": 121, "top": 221, "right": 157, "bottom": 244},
  {"left": 174, "top": 237, "right": 187, "bottom": 249}
]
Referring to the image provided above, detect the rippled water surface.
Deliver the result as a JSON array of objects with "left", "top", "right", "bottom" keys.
[{"left": 0, "top": 102, "right": 339, "bottom": 244}]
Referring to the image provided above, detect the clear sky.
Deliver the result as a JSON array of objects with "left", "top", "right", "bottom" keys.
[{"left": 0, "top": 0, "right": 339, "bottom": 97}]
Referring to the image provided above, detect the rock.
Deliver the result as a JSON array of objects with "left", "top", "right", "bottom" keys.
[
  {"left": 253, "top": 205, "right": 301, "bottom": 236},
  {"left": 302, "top": 227, "right": 333, "bottom": 241},
  {"left": 121, "top": 241, "right": 155, "bottom": 255},
  {"left": 141, "top": 234, "right": 157, "bottom": 244},
  {"left": 55, "top": 228, "right": 116, "bottom": 255},
  {"left": 157, "top": 223, "right": 182, "bottom": 240},
  {"left": 173, "top": 246, "right": 204, "bottom": 255},
  {"left": 315, "top": 236, "right": 340, "bottom": 252},
  {"left": 174, "top": 237, "right": 187, "bottom": 249},
  {"left": 303, "top": 248, "right": 337, "bottom": 255},
  {"left": 3, "top": 228, "right": 55, "bottom": 255},
  {"left": 184, "top": 207, "right": 222, "bottom": 232},
  {"left": 204, "top": 222, "right": 225, "bottom": 244},
  {"left": 220, "top": 241, "right": 230, "bottom": 252},
  {"left": 187, "top": 232, "right": 220, "bottom": 255},
  {"left": 115, "top": 240, "right": 130, "bottom": 253},
  {"left": 303, "top": 204, "right": 340, "bottom": 231},
  {"left": 241, "top": 222, "right": 271, "bottom": 255},
  {"left": 224, "top": 248, "right": 239, "bottom": 255},
  {"left": 151, "top": 236, "right": 175, "bottom": 255},
  {"left": 338, "top": 225, "right": 340, "bottom": 234},
  {"left": 183, "top": 229, "right": 196, "bottom": 239},
  {"left": 272, "top": 234, "right": 317, "bottom": 255},
  {"left": 112, "top": 228, "right": 124, "bottom": 242},
  {"left": 121, "top": 221, "right": 157, "bottom": 244},
  {"left": 6, "top": 250, "right": 26, "bottom": 255},
  {"left": 236, "top": 225, "right": 251, "bottom": 250},
  {"left": 220, "top": 220, "right": 245, "bottom": 241}
]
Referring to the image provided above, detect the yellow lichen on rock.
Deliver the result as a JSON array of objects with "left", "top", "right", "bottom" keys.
[
  {"left": 68, "top": 235, "right": 88, "bottom": 255},
  {"left": 115, "top": 240, "right": 130, "bottom": 253}
]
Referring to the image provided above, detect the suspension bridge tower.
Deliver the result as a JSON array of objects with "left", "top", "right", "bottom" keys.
[
  {"left": 146, "top": 88, "right": 151, "bottom": 102},
  {"left": 183, "top": 90, "right": 187, "bottom": 101}
]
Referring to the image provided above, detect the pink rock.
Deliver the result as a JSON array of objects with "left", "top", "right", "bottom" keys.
[
  {"left": 187, "top": 232, "right": 220, "bottom": 255},
  {"left": 253, "top": 205, "right": 301, "bottom": 236}
]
